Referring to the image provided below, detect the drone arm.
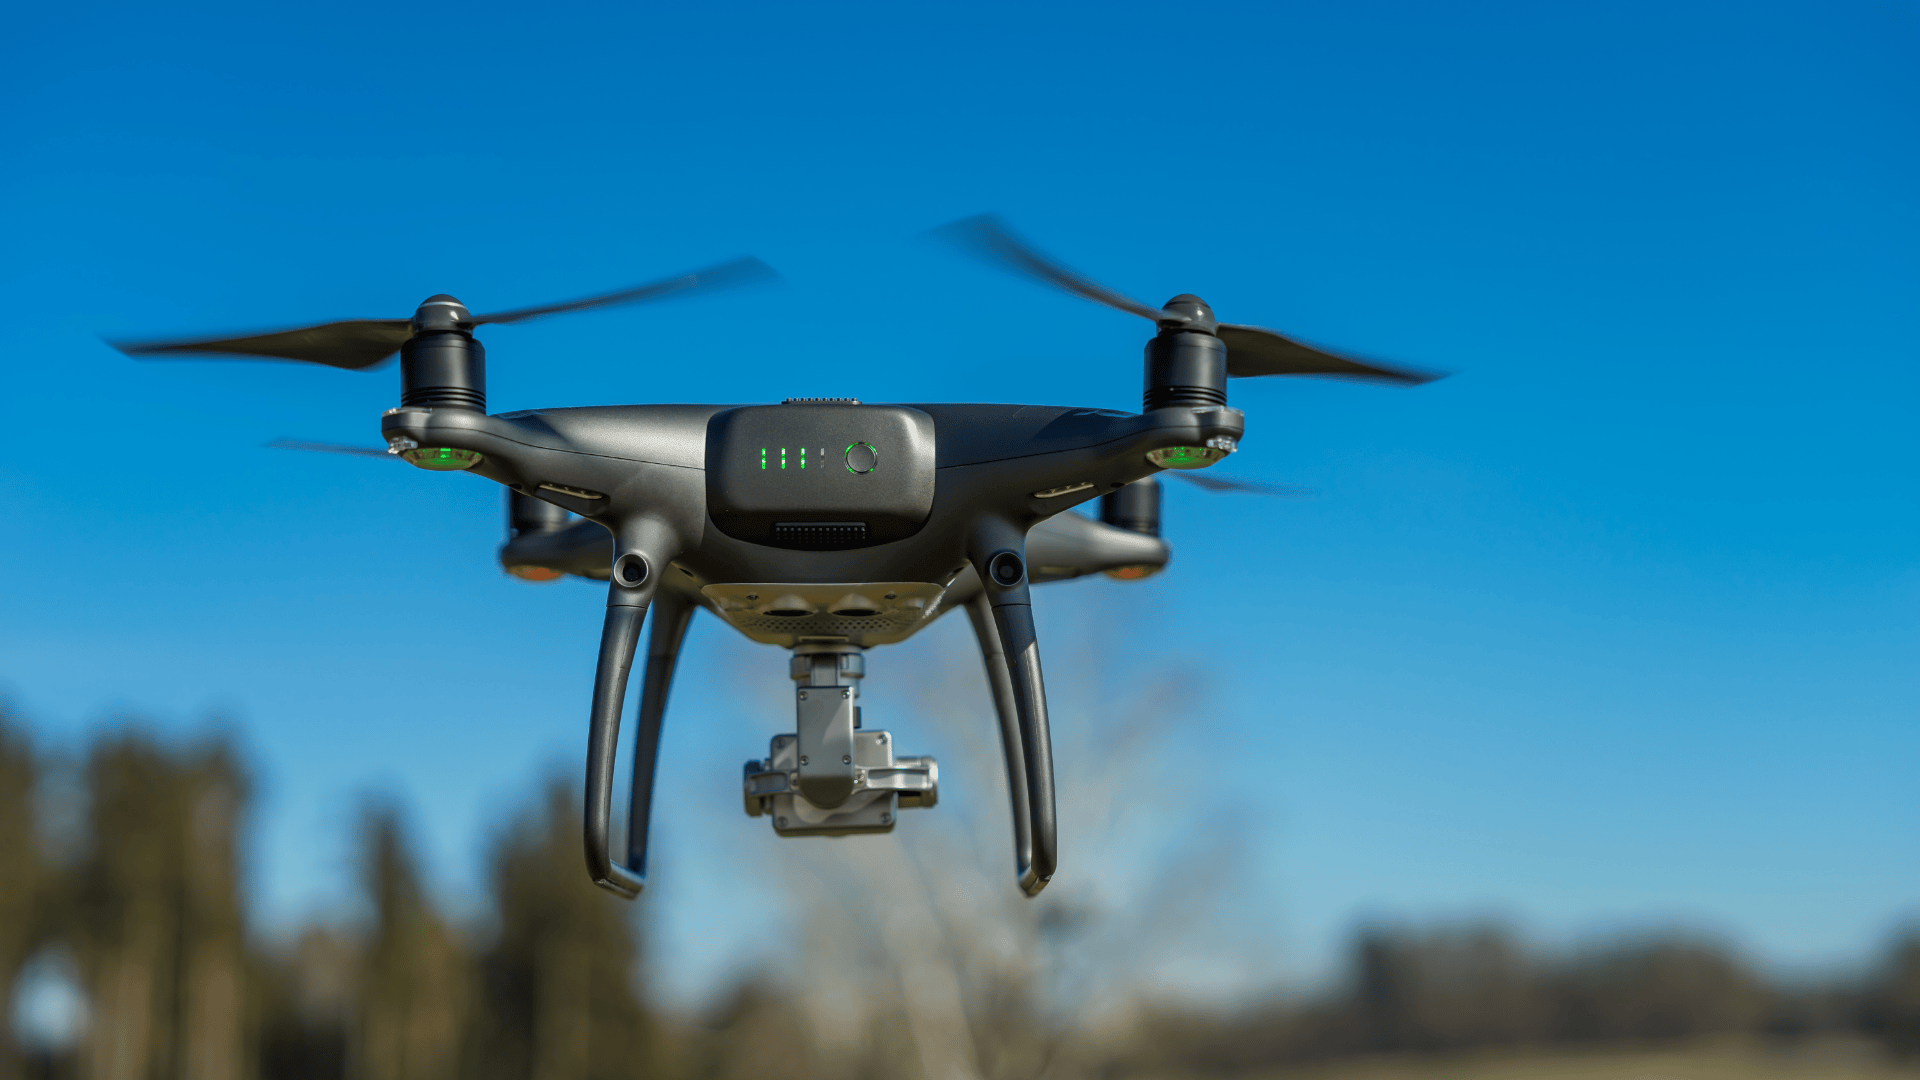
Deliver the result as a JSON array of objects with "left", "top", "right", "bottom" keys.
[
  {"left": 624, "top": 588, "right": 695, "bottom": 881},
  {"left": 583, "top": 518, "right": 681, "bottom": 899},
  {"left": 969, "top": 520, "right": 1058, "bottom": 895},
  {"left": 965, "top": 592, "right": 1036, "bottom": 889}
]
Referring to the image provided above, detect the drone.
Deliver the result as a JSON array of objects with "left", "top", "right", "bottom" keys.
[{"left": 115, "top": 217, "right": 1437, "bottom": 898}]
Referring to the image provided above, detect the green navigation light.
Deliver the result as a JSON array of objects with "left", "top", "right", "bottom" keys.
[
  {"left": 1146, "top": 445, "right": 1228, "bottom": 470},
  {"left": 401, "top": 447, "right": 485, "bottom": 471}
]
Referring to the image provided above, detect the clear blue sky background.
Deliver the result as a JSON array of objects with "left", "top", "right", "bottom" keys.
[{"left": 2, "top": 0, "right": 1913, "bottom": 1004}]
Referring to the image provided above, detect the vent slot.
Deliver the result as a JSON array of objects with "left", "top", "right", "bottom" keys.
[
  {"left": 771, "top": 521, "right": 869, "bottom": 550},
  {"left": 731, "top": 613, "right": 916, "bottom": 634}
]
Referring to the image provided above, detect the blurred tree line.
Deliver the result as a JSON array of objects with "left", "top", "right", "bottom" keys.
[
  {"left": 0, "top": 714, "right": 654, "bottom": 1080},
  {"left": 1, "top": 708, "right": 1916, "bottom": 1080},
  {"left": 1122, "top": 923, "right": 1920, "bottom": 1076}
]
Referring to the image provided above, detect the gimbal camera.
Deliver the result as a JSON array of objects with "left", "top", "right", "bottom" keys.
[{"left": 116, "top": 217, "right": 1436, "bottom": 898}]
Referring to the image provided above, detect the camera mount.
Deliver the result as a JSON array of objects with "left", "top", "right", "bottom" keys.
[{"left": 742, "top": 643, "right": 937, "bottom": 835}]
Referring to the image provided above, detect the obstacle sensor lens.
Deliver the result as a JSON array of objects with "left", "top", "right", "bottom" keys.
[
  {"left": 613, "top": 553, "right": 650, "bottom": 588},
  {"left": 988, "top": 551, "right": 1025, "bottom": 587}
]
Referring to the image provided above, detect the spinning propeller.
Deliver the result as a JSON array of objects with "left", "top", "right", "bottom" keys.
[
  {"left": 935, "top": 215, "right": 1439, "bottom": 385},
  {"left": 136, "top": 226, "right": 1366, "bottom": 494},
  {"left": 1163, "top": 473, "right": 1308, "bottom": 497},
  {"left": 110, "top": 257, "right": 778, "bottom": 370},
  {"left": 265, "top": 439, "right": 399, "bottom": 459}
]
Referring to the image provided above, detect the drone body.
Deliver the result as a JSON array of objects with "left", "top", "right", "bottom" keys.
[
  {"left": 117, "top": 217, "right": 1435, "bottom": 899},
  {"left": 381, "top": 394, "right": 1241, "bottom": 896}
]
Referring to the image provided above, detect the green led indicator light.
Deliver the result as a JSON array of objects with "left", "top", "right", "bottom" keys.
[
  {"left": 1146, "top": 444, "right": 1230, "bottom": 470},
  {"left": 800, "top": 447, "right": 807, "bottom": 470},
  {"left": 760, "top": 447, "right": 766, "bottom": 470},
  {"left": 401, "top": 446, "right": 484, "bottom": 471},
  {"left": 781, "top": 447, "right": 787, "bottom": 470}
]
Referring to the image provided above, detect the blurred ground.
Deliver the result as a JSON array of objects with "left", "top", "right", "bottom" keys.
[{"left": 1198, "top": 1040, "right": 1920, "bottom": 1080}]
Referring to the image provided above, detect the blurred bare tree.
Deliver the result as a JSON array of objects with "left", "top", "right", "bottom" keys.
[
  {"left": 704, "top": 596, "right": 1254, "bottom": 1080},
  {"left": 1866, "top": 930, "right": 1920, "bottom": 1056},
  {"left": 1350, "top": 923, "right": 1542, "bottom": 1052},
  {"left": 1550, "top": 934, "right": 1767, "bottom": 1042},
  {"left": 0, "top": 711, "right": 45, "bottom": 1080},
  {"left": 353, "top": 803, "right": 468, "bottom": 1080},
  {"left": 679, "top": 980, "right": 833, "bottom": 1080},
  {"left": 69, "top": 733, "right": 248, "bottom": 1080},
  {"left": 254, "top": 927, "right": 354, "bottom": 1080},
  {"left": 472, "top": 779, "right": 657, "bottom": 1080}
]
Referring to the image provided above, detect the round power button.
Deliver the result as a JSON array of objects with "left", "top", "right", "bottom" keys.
[{"left": 845, "top": 442, "right": 879, "bottom": 474}]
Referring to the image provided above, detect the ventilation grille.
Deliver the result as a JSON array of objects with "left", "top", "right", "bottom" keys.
[
  {"left": 771, "top": 521, "right": 869, "bottom": 550},
  {"left": 730, "top": 612, "right": 919, "bottom": 634},
  {"left": 782, "top": 397, "right": 861, "bottom": 405}
]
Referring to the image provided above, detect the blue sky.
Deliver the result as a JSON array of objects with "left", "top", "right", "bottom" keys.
[{"left": 1, "top": 0, "right": 1914, "bottom": 1003}]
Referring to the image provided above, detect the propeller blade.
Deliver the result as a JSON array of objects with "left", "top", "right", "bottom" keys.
[
  {"left": 112, "top": 320, "right": 412, "bottom": 370},
  {"left": 110, "top": 256, "right": 778, "bottom": 370},
  {"left": 471, "top": 256, "right": 779, "bottom": 325},
  {"left": 266, "top": 439, "right": 398, "bottom": 460},
  {"left": 937, "top": 214, "right": 1447, "bottom": 383},
  {"left": 933, "top": 214, "right": 1167, "bottom": 323},
  {"left": 1216, "top": 324, "right": 1440, "bottom": 384},
  {"left": 1166, "top": 472, "right": 1312, "bottom": 498}
]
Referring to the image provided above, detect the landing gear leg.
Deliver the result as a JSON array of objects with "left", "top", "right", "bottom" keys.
[
  {"left": 970, "top": 523, "right": 1057, "bottom": 895},
  {"left": 966, "top": 592, "right": 1038, "bottom": 893},
  {"left": 583, "top": 524, "right": 679, "bottom": 898}
]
